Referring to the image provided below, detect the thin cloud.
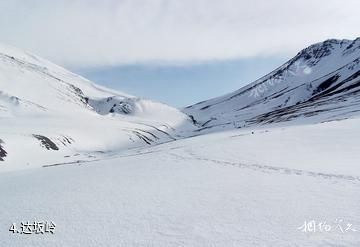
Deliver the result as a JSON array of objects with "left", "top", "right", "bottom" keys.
[{"left": 0, "top": 0, "right": 359, "bottom": 67}]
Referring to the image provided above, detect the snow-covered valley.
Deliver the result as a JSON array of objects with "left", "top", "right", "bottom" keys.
[
  {"left": 1, "top": 118, "right": 360, "bottom": 246},
  {"left": 1, "top": 39, "right": 360, "bottom": 246}
]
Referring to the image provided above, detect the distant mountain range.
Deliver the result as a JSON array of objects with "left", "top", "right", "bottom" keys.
[{"left": 1, "top": 38, "right": 360, "bottom": 170}]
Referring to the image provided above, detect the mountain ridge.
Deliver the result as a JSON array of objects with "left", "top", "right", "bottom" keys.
[
  {"left": 2, "top": 38, "right": 360, "bottom": 170},
  {"left": 0, "top": 43, "right": 194, "bottom": 170},
  {"left": 184, "top": 37, "right": 360, "bottom": 132}
]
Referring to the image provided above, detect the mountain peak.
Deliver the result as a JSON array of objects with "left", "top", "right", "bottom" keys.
[
  {"left": 293, "top": 38, "right": 357, "bottom": 67},
  {"left": 185, "top": 37, "right": 360, "bottom": 132}
]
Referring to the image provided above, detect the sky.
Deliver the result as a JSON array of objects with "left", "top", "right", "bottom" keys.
[
  {"left": 0, "top": 0, "right": 359, "bottom": 106},
  {"left": 76, "top": 56, "right": 287, "bottom": 107}
]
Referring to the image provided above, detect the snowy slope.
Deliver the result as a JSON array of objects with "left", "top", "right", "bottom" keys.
[
  {"left": 0, "top": 44, "right": 195, "bottom": 171},
  {"left": 185, "top": 38, "right": 360, "bottom": 132},
  {"left": 1, "top": 117, "right": 359, "bottom": 247},
  {"left": 1, "top": 40, "right": 360, "bottom": 247}
]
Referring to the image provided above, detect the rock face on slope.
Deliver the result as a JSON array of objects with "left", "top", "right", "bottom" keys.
[
  {"left": 184, "top": 38, "right": 360, "bottom": 132},
  {"left": 0, "top": 139, "right": 7, "bottom": 161},
  {"left": 0, "top": 44, "right": 194, "bottom": 168}
]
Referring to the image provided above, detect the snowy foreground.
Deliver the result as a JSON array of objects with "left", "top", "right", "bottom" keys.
[{"left": 1, "top": 118, "right": 359, "bottom": 246}]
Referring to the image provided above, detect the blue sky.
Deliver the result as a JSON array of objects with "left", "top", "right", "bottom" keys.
[
  {"left": 76, "top": 56, "right": 288, "bottom": 107},
  {"left": 0, "top": 0, "right": 359, "bottom": 107}
]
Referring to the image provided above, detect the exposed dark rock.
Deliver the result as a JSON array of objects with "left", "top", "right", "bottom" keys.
[
  {"left": 131, "top": 131, "right": 153, "bottom": 145},
  {"left": 110, "top": 101, "right": 132, "bottom": 114},
  {"left": 57, "top": 136, "right": 74, "bottom": 146},
  {"left": 0, "top": 139, "right": 7, "bottom": 161},
  {"left": 87, "top": 96, "right": 134, "bottom": 115},
  {"left": 33, "top": 135, "right": 59, "bottom": 151},
  {"left": 313, "top": 74, "right": 340, "bottom": 95},
  {"left": 188, "top": 115, "right": 198, "bottom": 125},
  {"left": 68, "top": 84, "right": 88, "bottom": 104}
]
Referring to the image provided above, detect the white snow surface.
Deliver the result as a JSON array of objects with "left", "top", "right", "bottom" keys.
[
  {"left": 1, "top": 118, "right": 360, "bottom": 246},
  {"left": 1, "top": 40, "right": 360, "bottom": 246}
]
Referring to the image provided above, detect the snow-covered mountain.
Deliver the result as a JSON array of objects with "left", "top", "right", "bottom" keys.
[
  {"left": 0, "top": 44, "right": 195, "bottom": 170},
  {"left": 185, "top": 38, "right": 360, "bottom": 132},
  {"left": 2, "top": 38, "right": 360, "bottom": 170},
  {"left": 1, "top": 40, "right": 360, "bottom": 247}
]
